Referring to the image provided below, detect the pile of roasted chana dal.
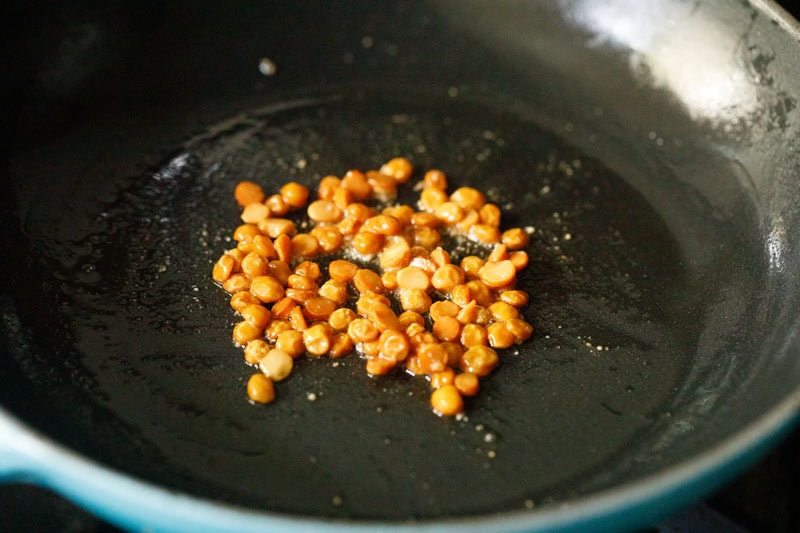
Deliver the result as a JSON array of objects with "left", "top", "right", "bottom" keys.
[{"left": 212, "top": 157, "right": 533, "bottom": 416}]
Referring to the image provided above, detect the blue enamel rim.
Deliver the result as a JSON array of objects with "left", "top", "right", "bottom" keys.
[
  {"left": 3, "top": 1, "right": 800, "bottom": 531},
  {"left": 1, "top": 390, "right": 798, "bottom": 533}
]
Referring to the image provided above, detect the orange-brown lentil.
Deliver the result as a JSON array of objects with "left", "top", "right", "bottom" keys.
[
  {"left": 423, "top": 169, "right": 448, "bottom": 190},
  {"left": 241, "top": 304, "right": 271, "bottom": 329},
  {"left": 290, "top": 234, "right": 319, "bottom": 258},
  {"left": 488, "top": 243, "right": 509, "bottom": 263},
  {"left": 222, "top": 273, "right": 250, "bottom": 294},
  {"left": 366, "top": 356, "right": 396, "bottom": 376},
  {"left": 270, "top": 297, "right": 296, "bottom": 320},
  {"left": 212, "top": 254, "right": 236, "bottom": 283},
  {"left": 304, "top": 297, "right": 337, "bottom": 321},
  {"left": 454, "top": 372, "right": 480, "bottom": 396},
  {"left": 378, "top": 329, "right": 411, "bottom": 362},
  {"left": 329, "top": 332, "right": 354, "bottom": 358},
  {"left": 328, "top": 259, "right": 359, "bottom": 283},
  {"left": 430, "top": 247, "right": 451, "bottom": 268},
  {"left": 267, "top": 260, "right": 292, "bottom": 285},
  {"left": 288, "top": 305, "right": 308, "bottom": 331},
  {"left": 380, "top": 157, "right": 413, "bottom": 183},
  {"left": 430, "top": 385, "right": 463, "bottom": 416},
  {"left": 433, "top": 316, "right": 462, "bottom": 342},
  {"left": 351, "top": 231, "right": 384, "bottom": 255},
  {"left": 216, "top": 158, "right": 536, "bottom": 415},
  {"left": 310, "top": 226, "right": 343, "bottom": 253},
  {"left": 233, "top": 320, "right": 263, "bottom": 345},
  {"left": 287, "top": 274, "right": 317, "bottom": 291},
  {"left": 318, "top": 279, "right": 348, "bottom": 305},
  {"left": 460, "top": 345, "right": 499, "bottom": 376},
  {"left": 303, "top": 323, "right": 332, "bottom": 356},
  {"left": 502, "top": 227, "right": 530, "bottom": 249},
  {"left": 273, "top": 233, "right": 292, "bottom": 263},
  {"left": 265, "top": 194, "right": 290, "bottom": 216},
  {"left": 348, "top": 318, "right": 380, "bottom": 344},
  {"left": 230, "top": 291, "right": 260, "bottom": 313},
  {"left": 429, "top": 300, "right": 460, "bottom": 322},
  {"left": 341, "top": 170, "right": 371, "bottom": 201},
  {"left": 381, "top": 270, "right": 398, "bottom": 290},
  {"left": 246, "top": 374, "right": 275, "bottom": 403},
  {"left": 244, "top": 339, "right": 270, "bottom": 365},
  {"left": 412, "top": 226, "right": 441, "bottom": 248},
  {"left": 334, "top": 188, "right": 352, "bottom": 212},
  {"left": 294, "top": 260, "right": 321, "bottom": 279},
  {"left": 265, "top": 319, "right": 292, "bottom": 341},
  {"left": 280, "top": 182, "right": 309, "bottom": 208},
  {"left": 353, "top": 269, "right": 384, "bottom": 294},
  {"left": 328, "top": 307, "right": 356, "bottom": 331},
  {"left": 367, "top": 172, "right": 398, "bottom": 198},
  {"left": 240, "top": 202, "right": 270, "bottom": 224},
  {"left": 275, "top": 329, "right": 305, "bottom": 358},
  {"left": 479, "top": 203, "right": 502, "bottom": 227},
  {"left": 317, "top": 176, "right": 341, "bottom": 200},
  {"left": 431, "top": 264, "right": 465, "bottom": 291},
  {"left": 285, "top": 288, "right": 317, "bottom": 304},
  {"left": 487, "top": 322, "right": 516, "bottom": 349},
  {"left": 398, "top": 310, "right": 425, "bottom": 328},
  {"left": 430, "top": 368, "right": 455, "bottom": 389},
  {"left": 234, "top": 181, "right": 265, "bottom": 207}
]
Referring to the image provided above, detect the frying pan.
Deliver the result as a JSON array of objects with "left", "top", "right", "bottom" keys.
[{"left": 2, "top": 0, "right": 800, "bottom": 531}]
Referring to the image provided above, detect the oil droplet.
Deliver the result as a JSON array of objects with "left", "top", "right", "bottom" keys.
[{"left": 258, "top": 58, "right": 277, "bottom": 76}]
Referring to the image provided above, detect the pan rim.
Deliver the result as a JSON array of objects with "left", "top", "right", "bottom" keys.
[
  {"left": 752, "top": 0, "right": 800, "bottom": 36},
  {"left": 0, "top": 389, "right": 798, "bottom": 532},
  {"left": 2, "top": 1, "right": 799, "bottom": 528}
]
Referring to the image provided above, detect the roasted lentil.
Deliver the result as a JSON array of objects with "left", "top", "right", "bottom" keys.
[{"left": 214, "top": 158, "right": 536, "bottom": 415}]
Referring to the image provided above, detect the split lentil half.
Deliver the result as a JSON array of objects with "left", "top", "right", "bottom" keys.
[{"left": 212, "top": 157, "right": 534, "bottom": 415}]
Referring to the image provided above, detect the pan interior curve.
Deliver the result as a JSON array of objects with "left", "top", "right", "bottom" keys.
[{"left": 0, "top": 89, "right": 767, "bottom": 520}]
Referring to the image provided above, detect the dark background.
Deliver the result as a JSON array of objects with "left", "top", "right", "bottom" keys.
[{"left": 2, "top": 1, "right": 799, "bottom": 531}]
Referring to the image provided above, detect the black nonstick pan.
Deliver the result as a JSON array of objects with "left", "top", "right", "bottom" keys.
[{"left": 2, "top": 1, "right": 800, "bottom": 531}]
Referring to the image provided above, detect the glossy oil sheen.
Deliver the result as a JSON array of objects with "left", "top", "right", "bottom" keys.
[
  {"left": 0, "top": 92, "right": 767, "bottom": 519},
  {"left": 3, "top": 0, "right": 799, "bottom": 529}
]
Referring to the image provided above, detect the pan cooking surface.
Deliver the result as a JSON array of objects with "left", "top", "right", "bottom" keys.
[{"left": 1, "top": 91, "right": 756, "bottom": 519}]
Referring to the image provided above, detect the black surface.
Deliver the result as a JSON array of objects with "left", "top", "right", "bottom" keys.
[
  {"left": 2, "top": 89, "right": 712, "bottom": 518},
  {"left": 3, "top": 0, "right": 800, "bottom": 531}
]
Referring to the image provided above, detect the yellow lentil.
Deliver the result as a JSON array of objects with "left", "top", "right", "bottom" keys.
[{"left": 217, "top": 159, "right": 536, "bottom": 415}]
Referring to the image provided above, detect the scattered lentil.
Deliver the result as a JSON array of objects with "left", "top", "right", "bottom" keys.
[{"left": 246, "top": 374, "right": 275, "bottom": 403}]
